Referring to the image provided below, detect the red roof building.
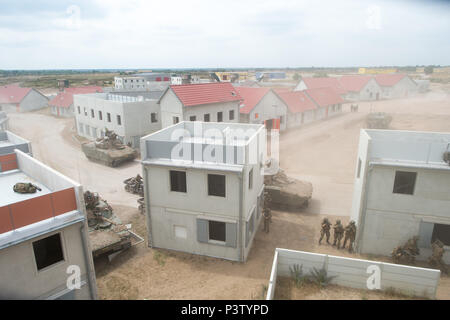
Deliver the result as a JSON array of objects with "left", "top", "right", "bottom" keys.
[
  {"left": 169, "top": 83, "right": 241, "bottom": 107},
  {"left": 296, "top": 77, "right": 347, "bottom": 95},
  {"left": 374, "top": 74, "right": 417, "bottom": 99},
  {"left": 305, "top": 87, "right": 344, "bottom": 107},
  {"left": 338, "top": 75, "right": 382, "bottom": 101},
  {"left": 235, "top": 87, "right": 270, "bottom": 114},
  {"left": 275, "top": 91, "right": 316, "bottom": 114},
  {"left": 338, "top": 75, "right": 373, "bottom": 92},
  {"left": 0, "top": 85, "right": 48, "bottom": 112},
  {"left": 49, "top": 86, "right": 103, "bottom": 117},
  {"left": 374, "top": 74, "right": 407, "bottom": 86}
]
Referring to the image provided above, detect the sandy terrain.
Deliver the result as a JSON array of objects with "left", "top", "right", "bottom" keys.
[{"left": 5, "top": 90, "right": 450, "bottom": 300}]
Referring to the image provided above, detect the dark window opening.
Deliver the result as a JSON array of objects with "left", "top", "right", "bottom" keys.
[
  {"left": 33, "top": 233, "right": 64, "bottom": 271},
  {"left": 190, "top": 115, "right": 196, "bottom": 121},
  {"left": 208, "top": 174, "right": 225, "bottom": 197},
  {"left": 204, "top": 114, "right": 210, "bottom": 122},
  {"left": 151, "top": 113, "right": 157, "bottom": 123},
  {"left": 173, "top": 116, "right": 179, "bottom": 124},
  {"left": 209, "top": 220, "right": 226, "bottom": 242},
  {"left": 432, "top": 224, "right": 450, "bottom": 246},
  {"left": 217, "top": 111, "right": 223, "bottom": 122},
  {"left": 77, "top": 106, "right": 80, "bottom": 114},
  {"left": 107, "top": 113, "right": 111, "bottom": 122},
  {"left": 357, "top": 158, "right": 362, "bottom": 178},
  {"left": 229, "top": 110, "right": 235, "bottom": 120},
  {"left": 249, "top": 168, "right": 253, "bottom": 189},
  {"left": 98, "top": 111, "right": 102, "bottom": 120},
  {"left": 393, "top": 171, "right": 417, "bottom": 195},
  {"left": 91, "top": 109, "right": 94, "bottom": 118},
  {"left": 117, "top": 115, "right": 122, "bottom": 125},
  {"left": 170, "top": 170, "right": 186, "bottom": 193}
]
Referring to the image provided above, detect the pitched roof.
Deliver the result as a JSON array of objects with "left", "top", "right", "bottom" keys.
[
  {"left": 0, "top": 85, "right": 32, "bottom": 104},
  {"left": 301, "top": 77, "right": 347, "bottom": 95},
  {"left": 305, "top": 87, "right": 344, "bottom": 107},
  {"left": 235, "top": 87, "right": 270, "bottom": 114},
  {"left": 338, "top": 75, "right": 373, "bottom": 92},
  {"left": 49, "top": 86, "right": 103, "bottom": 108},
  {"left": 375, "top": 74, "right": 408, "bottom": 86},
  {"left": 275, "top": 91, "right": 316, "bottom": 113},
  {"left": 169, "top": 83, "right": 241, "bottom": 107}
]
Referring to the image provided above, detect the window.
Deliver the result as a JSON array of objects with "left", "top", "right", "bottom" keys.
[
  {"left": 255, "top": 113, "right": 259, "bottom": 119},
  {"left": 208, "top": 174, "right": 225, "bottom": 197},
  {"left": 151, "top": 113, "right": 157, "bottom": 123},
  {"left": 249, "top": 168, "right": 253, "bottom": 189},
  {"left": 77, "top": 106, "right": 80, "bottom": 114},
  {"left": 33, "top": 233, "right": 64, "bottom": 271},
  {"left": 217, "top": 111, "right": 223, "bottom": 122},
  {"left": 204, "top": 114, "right": 210, "bottom": 122},
  {"left": 84, "top": 108, "right": 87, "bottom": 116},
  {"left": 209, "top": 221, "right": 226, "bottom": 242},
  {"left": 431, "top": 224, "right": 450, "bottom": 246},
  {"left": 189, "top": 115, "right": 196, "bottom": 121},
  {"left": 173, "top": 116, "right": 179, "bottom": 124},
  {"left": 357, "top": 158, "right": 362, "bottom": 178},
  {"left": 107, "top": 113, "right": 111, "bottom": 122},
  {"left": 117, "top": 115, "right": 122, "bottom": 125},
  {"left": 229, "top": 110, "right": 235, "bottom": 120},
  {"left": 393, "top": 171, "right": 417, "bottom": 195},
  {"left": 170, "top": 170, "right": 186, "bottom": 192},
  {"left": 98, "top": 111, "right": 103, "bottom": 120},
  {"left": 91, "top": 109, "right": 94, "bottom": 118}
]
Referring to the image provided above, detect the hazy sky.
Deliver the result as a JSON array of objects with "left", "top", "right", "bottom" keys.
[{"left": 0, "top": 0, "right": 449, "bottom": 69}]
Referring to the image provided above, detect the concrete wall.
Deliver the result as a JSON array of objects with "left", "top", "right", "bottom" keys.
[
  {"left": 51, "top": 106, "right": 74, "bottom": 118},
  {"left": 74, "top": 94, "right": 160, "bottom": 148},
  {"left": 183, "top": 100, "right": 240, "bottom": 124},
  {"left": 0, "top": 223, "right": 92, "bottom": 299},
  {"left": 286, "top": 110, "right": 315, "bottom": 129},
  {"left": 19, "top": 90, "right": 49, "bottom": 112},
  {"left": 0, "top": 111, "right": 8, "bottom": 131},
  {"left": 159, "top": 89, "right": 183, "bottom": 128},
  {"left": 267, "top": 248, "right": 441, "bottom": 299}
]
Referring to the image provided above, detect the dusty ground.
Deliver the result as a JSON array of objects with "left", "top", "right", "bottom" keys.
[
  {"left": 274, "top": 277, "right": 424, "bottom": 300},
  {"left": 6, "top": 89, "right": 450, "bottom": 300}
]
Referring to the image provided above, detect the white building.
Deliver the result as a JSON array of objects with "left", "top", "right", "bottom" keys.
[
  {"left": 158, "top": 83, "right": 242, "bottom": 129},
  {"left": 0, "top": 111, "right": 8, "bottom": 131},
  {"left": 351, "top": 129, "right": 450, "bottom": 263},
  {"left": 74, "top": 92, "right": 161, "bottom": 148},
  {"left": 114, "top": 73, "right": 171, "bottom": 91},
  {"left": 375, "top": 74, "right": 417, "bottom": 99},
  {"left": 236, "top": 87, "right": 288, "bottom": 131},
  {"left": 140, "top": 121, "right": 266, "bottom": 262},
  {"left": 338, "top": 75, "right": 382, "bottom": 101},
  {"left": 0, "top": 146, "right": 97, "bottom": 299}
]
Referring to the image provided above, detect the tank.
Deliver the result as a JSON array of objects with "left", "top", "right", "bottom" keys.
[
  {"left": 366, "top": 112, "right": 392, "bottom": 129},
  {"left": 264, "top": 169, "right": 313, "bottom": 211},
  {"left": 81, "top": 128, "right": 136, "bottom": 167}
]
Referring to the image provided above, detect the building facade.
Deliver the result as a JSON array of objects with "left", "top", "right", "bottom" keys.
[
  {"left": 49, "top": 86, "right": 103, "bottom": 118},
  {"left": 351, "top": 129, "right": 450, "bottom": 264},
  {"left": 338, "top": 75, "right": 382, "bottom": 101},
  {"left": 114, "top": 73, "right": 171, "bottom": 91},
  {"left": 140, "top": 122, "right": 266, "bottom": 262},
  {"left": 375, "top": 74, "right": 418, "bottom": 99},
  {"left": 0, "top": 111, "right": 8, "bottom": 131},
  {"left": 0, "top": 85, "right": 48, "bottom": 112},
  {"left": 0, "top": 147, "right": 97, "bottom": 299},
  {"left": 158, "top": 83, "right": 242, "bottom": 129},
  {"left": 74, "top": 92, "right": 161, "bottom": 148},
  {"left": 275, "top": 90, "right": 317, "bottom": 129}
]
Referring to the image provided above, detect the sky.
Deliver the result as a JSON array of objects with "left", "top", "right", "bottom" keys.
[{"left": 0, "top": 0, "right": 449, "bottom": 69}]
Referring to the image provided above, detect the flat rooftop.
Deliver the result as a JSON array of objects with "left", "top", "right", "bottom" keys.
[{"left": 0, "top": 170, "right": 51, "bottom": 207}]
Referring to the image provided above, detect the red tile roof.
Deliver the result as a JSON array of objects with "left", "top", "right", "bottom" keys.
[
  {"left": 49, "top": 86, "right": 103, "bottom": 108},
  {"left": 0, "top": 85, "right": 32, "bottom": 104},
  {"left": 375, "top": 74, "right": 407, "bottom": 86},
  {"left": 275, "top": 91, "right": 316, "bottom": 114},
  {"left": 305, "top": 87, "right": 344, "bottom": 107},
  {"left": 235, "top": 87, "right": 270, "bottom": 114},
  {"left": 169, "top": 83, "right": 241, "bottom": 107},
  {"left": 338, "top": 75, "right": 373, "bottom": 92},
  {"left": 301, "top": 77, "right": 347, "bottom": 95}
]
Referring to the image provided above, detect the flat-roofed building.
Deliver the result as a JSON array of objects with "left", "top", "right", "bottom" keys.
[
  {"left": 0, "top": 147, "right": 97, "bottom": 299},
  {"left": 140, "top": 121, "right": 265, "bottom": 262}
]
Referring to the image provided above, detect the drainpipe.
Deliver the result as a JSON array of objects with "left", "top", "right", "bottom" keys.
[
  {"left": 143, "top": 165, "right": 153, "bottom": 247},
  {"left": 238, "top": 171, "right": 244, "bottom": 262},
  {"left": 80, "top": 223, "right": 98, "bottom": 300}
]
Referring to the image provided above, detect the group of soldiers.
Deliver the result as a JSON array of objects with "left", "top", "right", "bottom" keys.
[
  {"left": 95, "top": 128, "right": 125, "bottom": 150},
  {"left": 319, "top": 218, "right": 357, "bottom": 253}
]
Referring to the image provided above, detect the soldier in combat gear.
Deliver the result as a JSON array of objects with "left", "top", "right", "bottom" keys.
[
  {"left": 428, "top": 239, "right": 448, "bottom": 274},
  {"left": 333, "top": 220, "right": 345, "bottom": 249},
  {"left": 13, "top": 182, "right": 42, "bottom": 194},
  {"left": 319, "top": 218, "right": 331, "bottom": 245},
  {"left": 343, "top": 220, "right": 357, "bottom": 252},
  {"left": 263, "top": 190, "right": 272, "bottom": 233}
]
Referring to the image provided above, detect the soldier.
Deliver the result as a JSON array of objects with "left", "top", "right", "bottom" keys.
[
  {"left": 13, "top": 182, "right": 41, "bottom": 194},
  {"left": 332, "top": 219, "right": 345, "bottom": 249},
  {"left": 343, "top": 220, "right": 357, "bottom": 252},
  {"left": 318, "top": 218, "right": 331, "bottom": 245},
  {"left": 263, "top": 190, "right": 272, "bottom": 233},
  {"left": 428, "top": 240, "right": 447, "bottom": 273}
]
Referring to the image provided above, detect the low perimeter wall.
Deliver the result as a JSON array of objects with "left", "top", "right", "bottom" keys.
[{"left": 266, "top": 248, "right": 441, "bottom": 300}]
